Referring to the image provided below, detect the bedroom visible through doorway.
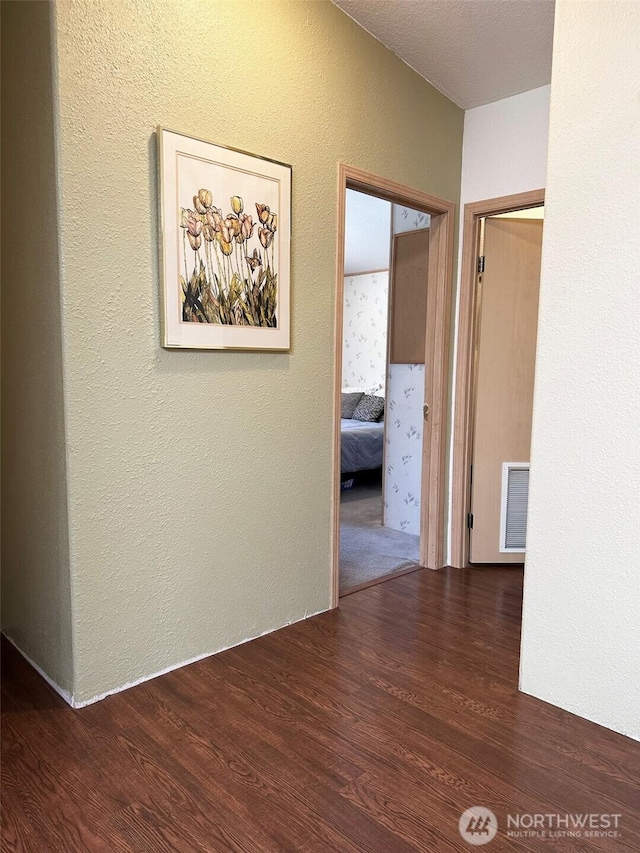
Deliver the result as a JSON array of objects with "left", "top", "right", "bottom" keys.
[
  {"left": 331, "top": 164, "right": 456, "bottom": 606},
  {"left": 339, "top": 189, "right": 427, "bottom": 595}
]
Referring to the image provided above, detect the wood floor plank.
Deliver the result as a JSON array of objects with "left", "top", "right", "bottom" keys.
[{"left": 2, "top": 566, "right": 639, "bottom": 852}]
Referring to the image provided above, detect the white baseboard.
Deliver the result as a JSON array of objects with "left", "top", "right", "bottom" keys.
[{"left": 3, "top": 605, "right": 329, "bottom": 709}]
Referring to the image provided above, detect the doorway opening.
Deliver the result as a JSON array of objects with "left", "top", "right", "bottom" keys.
[
  {"left": 339, "top": 191, "right": 427, "bottom": 595},
  {"left": 331, "top": 164, "right": 455, "bottom": 606},
  {"left": 450, "top": 189, "right": 545, "bottom": 569}
]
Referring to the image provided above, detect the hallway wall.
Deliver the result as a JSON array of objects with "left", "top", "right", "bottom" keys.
[
  {"left": 19, "top": 0, "right": 464, "bottom": 704},
  {"left": 447, "top": 85, "right": 551, "bottom": 561},
  {"left": 1, "top": 1, "right": 74, "bottom": 696},
  {"left": 521, "top": 0, "right": 640, "bottom": 741}
]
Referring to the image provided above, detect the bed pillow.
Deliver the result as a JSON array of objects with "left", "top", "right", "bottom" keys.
[
  {"left": 342, "top": 391, "right": 364, "bottom": 419},
  {"left": 352, "top": 394, "right": 385, "bottom": 422}
]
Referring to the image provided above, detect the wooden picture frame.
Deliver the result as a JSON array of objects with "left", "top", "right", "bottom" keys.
[{"left": 158, "top": 127, "right": 291, "bottom": 351}]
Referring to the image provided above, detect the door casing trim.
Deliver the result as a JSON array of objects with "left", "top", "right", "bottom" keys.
[
  {"left": 450, "top": 189, "right": 545, "bottom": 569},
  {"left": 332, "top": 163, "right": 456, "bottom": 607}
]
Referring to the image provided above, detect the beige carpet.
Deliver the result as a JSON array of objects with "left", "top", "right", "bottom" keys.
[{"left": 339, "top": 484, "right": 420, "bottom": 593}]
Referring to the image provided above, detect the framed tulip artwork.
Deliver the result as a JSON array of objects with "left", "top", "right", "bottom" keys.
[{"left": 158, "top": 128, "right": 291, "bottom": 350}]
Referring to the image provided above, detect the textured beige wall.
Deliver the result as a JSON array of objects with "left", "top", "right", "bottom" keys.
[
  {"left": 1, "top": 1, "right": 74, "bottom": 694},
  {"left": 51, "top": 0, "right": 463, "bottom": 702}
]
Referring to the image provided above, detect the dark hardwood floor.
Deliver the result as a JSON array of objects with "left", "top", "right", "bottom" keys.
[{"left": 2, "top": 567, "right": 639, "bottom": 851}]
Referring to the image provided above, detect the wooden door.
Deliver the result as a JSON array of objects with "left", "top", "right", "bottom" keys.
[
  {"left": 390, "top": 229, "right": 429, "bottom": 364},
  {"left": 469, "top": 217, "right": 543, "bottom": 563}
]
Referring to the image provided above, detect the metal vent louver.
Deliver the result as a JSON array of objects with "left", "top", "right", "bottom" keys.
[{"left": 500, "top": 464, "right": 530, "bottom": 552}]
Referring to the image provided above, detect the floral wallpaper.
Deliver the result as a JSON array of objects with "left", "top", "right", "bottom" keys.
[
  {"left": 383, "top": 204, "right": 429, "bottom": 537},
  {"left": 383, "top": 364, "right": 425, "bottom": 535},
  {"left": 393, "top": 205, "right": 431, "bottom": 234},
  {"left": 342, "top": 272, "right": 389, "bottom": 391}
]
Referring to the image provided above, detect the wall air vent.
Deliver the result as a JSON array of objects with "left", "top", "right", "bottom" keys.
[{"left": 500, "top": 463, "right": 530, "bottom": 552}]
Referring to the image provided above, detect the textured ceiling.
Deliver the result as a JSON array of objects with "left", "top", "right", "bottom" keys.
[{"left": 333, "top": 0, "right": 555, "bottom": 109}]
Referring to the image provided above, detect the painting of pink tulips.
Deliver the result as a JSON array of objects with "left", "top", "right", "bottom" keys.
[{"left": 159, "top": 128, "right": 291, "bottom": 350}]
